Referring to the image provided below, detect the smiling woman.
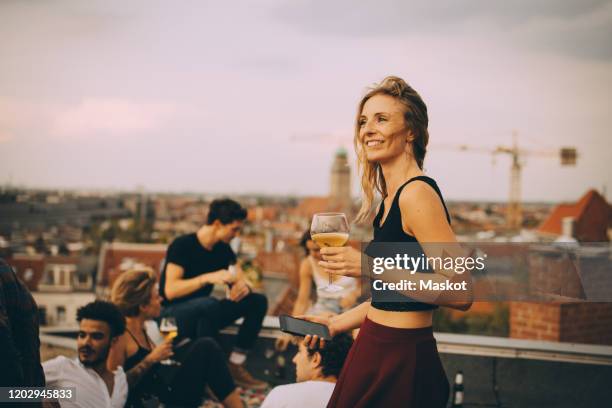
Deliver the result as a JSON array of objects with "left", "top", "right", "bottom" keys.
[
  {"left": 299, "top": 76, "right": 472, "bottom": 408},
  {"left": 354, "top": 76, "right": 430, "bottom": 224}
]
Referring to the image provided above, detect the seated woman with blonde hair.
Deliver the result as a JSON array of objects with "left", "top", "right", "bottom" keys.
[{"left": 108, "top": 268, "right": 243, "bottom": 408}]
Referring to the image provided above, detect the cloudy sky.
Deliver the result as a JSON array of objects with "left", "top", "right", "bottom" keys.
[{"left": 1, "top": 0, "right": 610, "bottom": 202}]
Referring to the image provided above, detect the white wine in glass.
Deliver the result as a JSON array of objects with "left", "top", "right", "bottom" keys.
[
  {"left": 311, "top": 232, "right": 349, "bottom": 247},
  {"left": 159, "top": 317, "right": 179, "bottom": 365},
  {"left": 311, "top": 212, "right": 350, "bottom": 293}
]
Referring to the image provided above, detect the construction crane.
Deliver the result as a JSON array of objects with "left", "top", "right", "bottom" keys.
[{"left": 437, "top": 132, "right": 578, "bottom": 229}]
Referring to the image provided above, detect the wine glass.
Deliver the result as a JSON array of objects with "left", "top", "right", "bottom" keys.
[
  {"left": 159, "top": 317, "right": 179, "bottom": 366},
  {"left": 310, "top": 212, "right": 350, "bottom": 293}
]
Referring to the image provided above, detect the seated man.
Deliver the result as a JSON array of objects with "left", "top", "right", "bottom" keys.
[
  {"left": 160, "top": 198, "right": 268, "bottom": 389},
  {"left": 43, "top": 301, "right": 128, "bottom": 408},
  {"left": 261, "top": 333, "right": 353, "bottom": 408}
]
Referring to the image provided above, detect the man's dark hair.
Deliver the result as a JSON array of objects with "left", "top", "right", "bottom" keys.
[
  {"left": 76, "top": 300, "right": 126, "bottom": 338},
  {"left": 206, "top": 198, "right": 247, "bottom": 225},
  {"left": 307, "top": 333, "right": 354, "bottom": 378}
]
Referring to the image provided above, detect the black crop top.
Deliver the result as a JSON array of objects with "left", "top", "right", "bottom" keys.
[{"left": 369, "top": 176, "right": 451, "bottom": 312}]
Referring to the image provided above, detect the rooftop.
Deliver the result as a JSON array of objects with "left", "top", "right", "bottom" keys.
[{"left": 41, "top": 317, "right": 612, "bottom": 407}]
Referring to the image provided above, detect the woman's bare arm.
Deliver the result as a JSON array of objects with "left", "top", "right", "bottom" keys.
[
  {"left": 292, "top": 259, "right": 313, "bottom": 316},
  {"left": 394, "top": 181, "right": 473, "bottom": 310},
  {"left": 107, "top": 334, "right": 127, "bottom": 372},
  {"left": 330, "top": 301, "right": 371, "bottom": 334}
]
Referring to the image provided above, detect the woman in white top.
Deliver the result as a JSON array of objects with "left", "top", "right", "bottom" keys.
[{"left": 276, "top": 230, "right": 360, "bottom": 351}]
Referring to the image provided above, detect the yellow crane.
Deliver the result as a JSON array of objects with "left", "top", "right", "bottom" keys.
[{"left": 438, "top": 132, "right": 578, "bottom": 230}]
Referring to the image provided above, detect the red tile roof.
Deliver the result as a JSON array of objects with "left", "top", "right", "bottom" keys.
[
  {"left": 247, "top": 206, "right": 279, "bottom": 222},
  {"left": 5, "top": 254, "right": 46, "bottom": 291},
  {"left": 98, "top": 242, "right": 168, "bottom": 288},
  {"left": 291, "top": 197, "right": 331, "bottom": 219},
  {"left": 538, "top": 189, "right": 611, "bottom": 241}
]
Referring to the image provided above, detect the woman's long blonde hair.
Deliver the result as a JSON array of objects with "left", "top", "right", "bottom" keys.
[
  {"left": 354, "top": 76, "right": 429, "bottom": 223},
  {"left": 110, "top": 268, "right": 156, "bottom": 317}
]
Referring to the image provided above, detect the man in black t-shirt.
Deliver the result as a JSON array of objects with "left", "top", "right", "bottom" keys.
[{"left": 160, "top": 198, "right": 268, "bottom": 389}]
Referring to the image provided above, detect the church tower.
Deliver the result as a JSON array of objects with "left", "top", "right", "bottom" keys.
[{"left": 329, "top": 148, "right": 351, "bottom": 214}]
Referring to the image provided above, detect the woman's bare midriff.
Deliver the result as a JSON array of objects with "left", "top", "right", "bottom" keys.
[{"left": 366, "top": 305, "right": 433, "bottom": 329}]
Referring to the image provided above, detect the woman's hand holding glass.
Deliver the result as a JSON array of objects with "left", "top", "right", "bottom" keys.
[
  {"left": 159, "top": 317, "right": 180, "bottom": 365},
  {"left": 310, "top": 213, "right": 350, "bottom": 292},
  {"left": 318, "top": 246, "right": 362, "bottom": 278},
  {"left": 144, "top": 339, "right": 174, "bottom": 364}
]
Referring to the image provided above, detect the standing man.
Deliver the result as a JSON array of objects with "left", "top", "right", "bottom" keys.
[
  {"left": 160, "top": 198, "right": 268, "bottom": 389},
  {"left": 0, "top": 258, "right": 45, "bottom": 388},
  {"left": 43, "top": 301, "right": 128, "bottom": 408}
]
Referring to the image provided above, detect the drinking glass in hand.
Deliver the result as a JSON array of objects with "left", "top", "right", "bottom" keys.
[
  {"left": 159, "top": 317, "right": 179, "bottom": 366},
  {"left": 310, "top": 212, "right": 349, "bottom": 293}
]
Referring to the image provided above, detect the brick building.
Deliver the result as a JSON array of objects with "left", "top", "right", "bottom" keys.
[
  {"left": 511, "top": 190, "right": 612, "bottom": 345},
  {"left": 97, "top": 242, "right": 168, "bottom": 296}
]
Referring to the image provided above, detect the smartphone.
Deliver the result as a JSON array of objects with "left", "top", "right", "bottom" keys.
[{"left": 279, "top": 315, "right": 332, "bottom": 341}]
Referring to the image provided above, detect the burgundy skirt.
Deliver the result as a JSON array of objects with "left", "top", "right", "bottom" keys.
[{"left": 327, "top": 318, "right": 449, "bottom": 408}]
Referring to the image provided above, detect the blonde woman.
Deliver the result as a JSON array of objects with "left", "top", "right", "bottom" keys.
[
  {"left": 301, "top": 76, "right": 473, "bottom": 408},
  {"left": 108, "top": 268, "right": 242, "bottom": 408}
]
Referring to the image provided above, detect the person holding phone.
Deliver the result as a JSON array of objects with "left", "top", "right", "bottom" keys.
[
  {"left": 108, "top": 268, "right": 242, "bottom": 408},
  {"left": 275, "top": 230, "right": 360, "bottom": 351},
  {"left": 300, "top": 76, "right": 473, "bottom": 408}
]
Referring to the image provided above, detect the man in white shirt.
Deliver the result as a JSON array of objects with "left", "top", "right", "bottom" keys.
[
  {"left": 43, "top": 301, "right": 128, "bottom": 408},
  {"left": 261, "top": 333, "right": 353, "bottom": 408}
]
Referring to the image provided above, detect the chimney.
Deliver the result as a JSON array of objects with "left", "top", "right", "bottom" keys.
[{"left": 561, "top": 217, "right": 575, "bottom": 239}]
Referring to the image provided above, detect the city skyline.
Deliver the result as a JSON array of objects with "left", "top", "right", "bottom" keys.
[{"left": 1, "top": 1, "right": 611, "bottom": 202}]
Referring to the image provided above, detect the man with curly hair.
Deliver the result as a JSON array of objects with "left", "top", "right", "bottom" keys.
[
  {"left": 261, "top": 333, "right": 353, "bottom": 408},
  {"left": 43, "top": 301, "right": 128, "bottom": 408}
]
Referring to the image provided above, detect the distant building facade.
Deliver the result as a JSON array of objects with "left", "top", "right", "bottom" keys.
[
  {"left": 97, "top": 242, "right": 167, "bottom": 297},
  {"left": 6, "top": 254, "right": 96, "bottom": 326}
]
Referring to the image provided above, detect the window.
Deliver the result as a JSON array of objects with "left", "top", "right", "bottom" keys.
[
  {"left": 42, "top": 269, "right": 54, "bottom": 285},
  {"left": 56, "top": 306, "right": 66, "bottom": 323}
]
